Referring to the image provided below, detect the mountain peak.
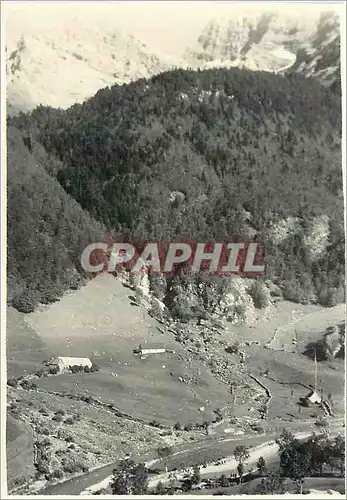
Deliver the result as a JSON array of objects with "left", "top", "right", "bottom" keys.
[
  {"left": 288, "top": 9, "right": 340, "bottom": 86},
  {"left": 5, "top": 8, "right": 341, "bottom": 113},
  {"left": 6, "top": 24, "right": 173, "bottom": 112}
]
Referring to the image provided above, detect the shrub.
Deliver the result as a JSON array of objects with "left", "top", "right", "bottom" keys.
[
  {"left": 149, "top": 275, "right": 167, "bottom": 301},
  {"left": 52, "top": 469, "right": 64, "bottom": 479},
  {"left": 52, "top": 414, "right": 63, "bottom": 422},
  {"left": 20, "top": 379, "right": 37, "bottom": 390},
  {"left": 149, "top": 420, "right": 161, "bottom": 428},
  {"left": 90, "top": 363, "right": 99, "bottom": 372},
  {"left": 62, "top": 459, "right": 85, "bottom": 474},
  {"left": 318, "top": 286, "right": 345, "bottom": 307},
  {"left": 82, "top": 395, "right": 93, "bottom": 403},
  {"left": 248, "top": 281, "right": 271, "bottom": 309},
  {"left": 72, "top": 52, "right": 83, "bottom": 61},
  {"left": 39, "top": 408, "right": 49, "bottom": 416},
  {"left": 250, "top": 424, "right": 264, "bottom": 433},
  {"left": 35, "top": 459, "right": 50, "bottom": 475},
  {"left": 65, "top": 435, "right": 74, "bottom": 443},
  {"left": 64, "top": 417, "right": 75, "bottom": 425},
  {"left": 70, "top": 365, "right": 84, "bottom": 374},
  {"left": 225, "top": 342, "right": 240, "bottom": 354},
  {"left": 49, "top": 366, "right": 59, "bottom": 375},
  {"left": 40, "top": 438, "right": 51, "bottom": 447},
  {"left": 12, "top": 288, "right": 40, "bottom": 313},
  {"left": 184, "top": 423, "right": 193, "bottom": 431},
  {"left": 40, "top": 427, "right": 51, "bottom": 436},
  {"left": 62, "top": 463, "right": 78, "bottom": 474},
  {"left": 283, "top": 280, "right": 306, "bottom": 303},
  {"left": 214, "top": 408, "right": 223, "bottom": 418},
  {"left": 7, "top": 378, "right": 18, "bottom": 387}
]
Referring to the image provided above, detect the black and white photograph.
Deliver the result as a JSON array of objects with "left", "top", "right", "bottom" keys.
[{"left": 1, "top": 0, "right": 346, "bottom": 497}]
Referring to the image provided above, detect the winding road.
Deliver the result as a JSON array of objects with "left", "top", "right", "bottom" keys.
[{"left": 39, "top": 418, "right": 344, "bottom": 495}]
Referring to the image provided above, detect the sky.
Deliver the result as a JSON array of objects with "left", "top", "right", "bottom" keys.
[{"left": 2, "top": 1, "right": 344, "bottom": 57}]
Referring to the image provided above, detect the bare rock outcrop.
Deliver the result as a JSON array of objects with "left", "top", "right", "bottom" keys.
[{"left": 323, "top": 324, "right": 345, "bottom": 360}]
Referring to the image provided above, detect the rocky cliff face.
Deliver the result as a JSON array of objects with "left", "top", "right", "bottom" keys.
[
  {"left": 185, "top": 10, "right": 340, "bottom": 86},
  {"left": 288, "top": 11, "right": 340, "bottom": 87},
  {"left": 143, "top": 274, "right": 272, "bottom": 326},
  {"left": 5, "top": 9, "right": 341, "bottom": 113},
  {"left": 184, "top": 12, "right": 316, "bottom": 73}
]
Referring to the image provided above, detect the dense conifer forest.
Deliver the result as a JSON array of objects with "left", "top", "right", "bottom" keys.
[
  {"left": 7, "top": 127, "right": 105, "bottom": 311},
  {"left": 8, "top": 67, "right": 344, "bottom": 311}
]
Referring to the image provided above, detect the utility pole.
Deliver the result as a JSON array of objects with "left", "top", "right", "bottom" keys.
[{"left": 314, "top": 349, "right": 318, "bottom": 392}]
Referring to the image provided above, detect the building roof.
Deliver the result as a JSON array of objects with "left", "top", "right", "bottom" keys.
[
  {"left": 57, "top": 356, "right": 92, "bottom": 366},
  {"left": 306, "top": 390, "right": 322, "bottom": 403},
  {"left": 141, "top": 347, "right": 166, "bottom": 351}
]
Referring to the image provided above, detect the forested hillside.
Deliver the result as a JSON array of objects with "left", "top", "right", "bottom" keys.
[
  {"left": 7, "top": 127, "right": 105, "bottom": 312},
  {"left": 9, "top": 67, "right": 344, "bottom": 309}
]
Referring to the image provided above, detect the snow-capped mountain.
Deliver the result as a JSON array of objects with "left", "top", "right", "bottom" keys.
[
  {"left": 5, "top": 7, "right": 341, "bottom": 114},
  {"left": 6, "top": 22, "right": 174, "bottom": 113},
  {"left": 184, "top": 10, "right": 341, "bottom": 80},
  {"left": 288, "top": 11, "right": 340, "bottom": 86}
]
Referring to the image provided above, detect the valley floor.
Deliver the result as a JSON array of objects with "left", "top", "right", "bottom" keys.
[{"left": 5, "top": 274, "right": 345, "bottom": 494}]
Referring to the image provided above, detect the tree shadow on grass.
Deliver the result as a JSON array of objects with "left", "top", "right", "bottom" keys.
[
  {"left": 303, "top": 328, "right": 345, "bottom": 362},
  {"left": 303, "top": 340, "right": 327, "bottom": 361}
]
